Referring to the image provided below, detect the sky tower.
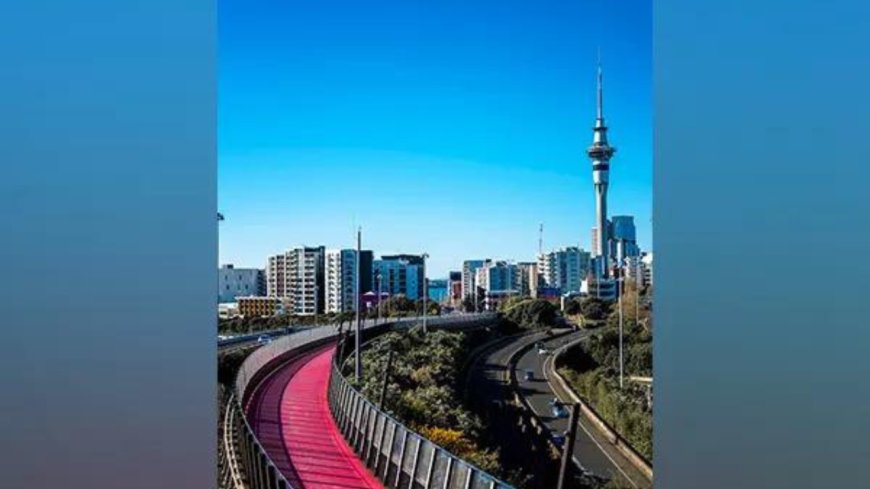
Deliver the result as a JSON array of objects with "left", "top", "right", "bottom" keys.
[{"left": 587, "top": 59, "right": 616, "bottom": 278}]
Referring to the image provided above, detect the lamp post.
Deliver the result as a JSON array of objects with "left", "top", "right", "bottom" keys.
[
  {"left": 376, "top": 271, "right": 382, "bottom": 324},
  {"left": 354, "top": 227, "right": 362, "bottom": 383},
  {"left": 618, "top": 274, "right": 624, "bottom": 390},
  {"left": 421, "top": 253, "right": 430, "bottom": 333}
]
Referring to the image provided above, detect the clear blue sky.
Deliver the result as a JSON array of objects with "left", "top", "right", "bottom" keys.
[{"left": 219, "top": 0, "right": 651, "bottom": 277}]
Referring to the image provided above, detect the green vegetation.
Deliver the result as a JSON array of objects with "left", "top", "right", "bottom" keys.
[
  {"left": 349, "top": 303, "right": 562, "bottom": 487},
  {"left": 499, "top": 297, "right": 559, "bottom": 329},
  {"left": 218, "top": 348, "right": 251, "bottom": 386},
  {"left": 364, "top": 294, "right": 441, "bottom": 319},
  {"left": 352, "top": 327, "right": 502, "bottom": 474},
  {"left": 218, "top": 312, "right": 346, "bottom": 335},
  {"left": 557, "top": 322, "right": 653, "bottom": 460},
  {"left": 563, "top": 297, "right": 612, "bottom": 328},
  {"left": 219, "top": 294, "right": 443, "bottom": 335}
]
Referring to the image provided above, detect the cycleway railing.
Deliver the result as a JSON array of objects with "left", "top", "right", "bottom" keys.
[
  {"left": 227, "top": 313, "right": 501, "bottom": 489},
  {"left": 327, "top": 319, "right": 514, "bottom": 489}
]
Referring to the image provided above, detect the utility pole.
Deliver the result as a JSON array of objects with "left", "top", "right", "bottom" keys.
[
  {"left": 538, "top": 223, "right": 543, "bottom": 256},
  {"left": 355, "top": 226, "right": 362, "bottom": 383},
  {"left": 556, "top": 403, "right": 581, "bottom": 489}
]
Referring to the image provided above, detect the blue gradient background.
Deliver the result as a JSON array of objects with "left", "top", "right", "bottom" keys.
[
  {"left": 0, "top": 0, "right": 215, "bottom": 487},
  {"left": 655, "top": 1, "right": 870, "bottom": 488},
  {"left": 2, "top": 1, "right": 870, "bottom": 488}
]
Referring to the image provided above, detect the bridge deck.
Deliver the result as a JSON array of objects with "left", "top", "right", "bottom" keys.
[{"left": 247, "top": 343, "right": 383, "bottom": 489}]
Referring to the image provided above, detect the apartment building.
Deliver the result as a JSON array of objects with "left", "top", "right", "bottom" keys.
[{"left": 266, "top": 246, "right": 325, "bottom": 315}]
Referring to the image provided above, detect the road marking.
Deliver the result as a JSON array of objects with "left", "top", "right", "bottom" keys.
[{"left": 528, "top": 334, "right": 642, "bottom": 489}]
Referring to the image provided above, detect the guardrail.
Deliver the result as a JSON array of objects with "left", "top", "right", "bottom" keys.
[
  {"left": 327, "top": 314, "right": 513, "bottom": 489},
  {"left": 226, "top": 313, "right": 499, "bottom": 489}
]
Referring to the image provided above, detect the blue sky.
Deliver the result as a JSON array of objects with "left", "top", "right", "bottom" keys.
[{"left": 219, "top": 0, "right": 651, "bottom": 277}]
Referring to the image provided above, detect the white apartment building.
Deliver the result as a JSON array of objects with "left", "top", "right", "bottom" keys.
[
  {"left": 461, "top": 259, "right": 490, "bottom": 299},
  {"left": 539, "top": 246, "right": 591, "bottom": 295},
  {"left": 642, "top": 252, "right": 653, "bottom": 287},
  {"left": 516, "top": 262, "right": 538, "bottom": 297},
  {"left": 218, "top": 264, "right": 265, "bottom": 303},
  {"left": 324, "top": 249, "right": 362, "bottom": 314},
  {"left": 266, "top": 246, "right": 324, "bottom": 315}
]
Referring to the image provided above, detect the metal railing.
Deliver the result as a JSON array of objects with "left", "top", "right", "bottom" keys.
[
  {"left": 227, "top": 313, "right": 499, "bottom": 489},
  {"left": 327, "top": 315, "right": 514, "bottom": 489}
]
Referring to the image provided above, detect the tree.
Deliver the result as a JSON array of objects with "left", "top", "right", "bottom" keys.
[
  {"left": 564, "top": 298, "right": 583, "bottom": 316},
  {"left": 380, "top": 294, "right": 415, "bottom": 317},
  {"left": 580, "top": 297, "right": 610, "bottom": 321},
  {"left": 501, "top": 298, "right": 558, "bottom": 329}
]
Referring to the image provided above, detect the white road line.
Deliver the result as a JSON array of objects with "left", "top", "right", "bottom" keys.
[{"left": 530, "top": 335, "right": 641, "bottom": 489}]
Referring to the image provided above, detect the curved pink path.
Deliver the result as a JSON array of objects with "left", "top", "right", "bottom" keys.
[{"left": 246, "top": 342, "right": 383, "bottom": 489}]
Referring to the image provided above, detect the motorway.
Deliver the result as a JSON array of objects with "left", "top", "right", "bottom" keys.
[
  {"left": 515, "top": 331, "right": 652, "bottom": 489},
  {"left": 469, "top": 329, "right": 651, "bottom": 489}
]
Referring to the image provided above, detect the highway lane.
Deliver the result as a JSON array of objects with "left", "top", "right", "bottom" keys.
[
  {"left": 466, "top": 330, "right": 553, "bottom": 415},
  {"left": 514, "top": 331, "right": 652, "bottom": 489}
]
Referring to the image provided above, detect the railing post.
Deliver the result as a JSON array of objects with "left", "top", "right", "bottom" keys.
[
  {"left": 423, "top": 447, "right": 438, "bottom": 489},
  {"left": 463, "top": 468, "right": 473, "bottom": 489},
  {"left": 442, "top": 457, "right": 454, "bottom": 489},
  {"left": 381, "top": 422, "right": 397, "bottom": 479},
  {"left": 372, "top": 416, "right": 393, "bottom": 474},
  {"left": 395, "top": 429, "right": 420, "bottom": 489}
]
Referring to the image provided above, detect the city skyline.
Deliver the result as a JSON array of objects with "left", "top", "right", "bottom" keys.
[{"left": 219, "top": 0, "right": 651, "bottom": 277}]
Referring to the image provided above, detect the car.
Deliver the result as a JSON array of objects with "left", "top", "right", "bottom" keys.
[
  {"left": 549, "top": 398, "right": 569, "bottom": 418},
  {"left": 551, "top": 433, "right": 566, "bottom": 447},
  {"left": 537, "top": 346, "right": 549, "bottom": 355},
  {"left": 523, "top": 370, "right": 534, "bottom": 381},
  {"left": 257, "top": 335, "right": 272, "bottom": 344}
]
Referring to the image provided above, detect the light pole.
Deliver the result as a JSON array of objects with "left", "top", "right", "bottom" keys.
[
  {"left": 421, "top": 253, "right": 429, "bottom": 333},
  {"left": 618, "top": 275, "right": 624, "bottom": 390},
  {"left": 354, "top": 226, "right": 362, "bottom": 383},
  {"left": 376, "top": 271, "right": 382, "bottom": 324},
  {"left": 634, "top": 278, "right": 640, "bottom": 327}
]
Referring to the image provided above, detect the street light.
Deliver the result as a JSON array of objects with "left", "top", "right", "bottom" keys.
[
  {"left": 421, "top": 253, "right": 430, "bottom": 333},
  {"left": 617, "top": 274, "right": 624, "bottom": 389},
  {"left": 376, "top": 271, "right": 382, "bottom": 324},
  {"left": 354, "top": 227, "right": 362, "bottom": 383}
]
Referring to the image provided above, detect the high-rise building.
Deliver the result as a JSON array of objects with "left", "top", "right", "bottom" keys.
[
  {"left": 641, "top": 252, "right": 654, "bottom": 287},
  {"left": 462, "top": 259, "right": 490, "bottom": 299},
  {"left": 324, "top": 249, "right": 373, "bottom": 314},
  {"left": 587, "top": 62, "right": 616, "bottom": 278},
  {"left": 218, "top": 264, "right": 265, "bottom": 303},
  {"left": 448, "top": 271, "right": 463, "bottom": 304},
  {"left": 475, "top": 261, "right": 520, "bottom": 311},
  {"left": 475, "top": 261, "right": 519, "bottom": 293},
  {"left": 539, "top": 247, "right": 591, "bottom": 295},
  {"left": 516, "top": 262, "right": 539, "bottom": 297},
  {"left": 427, "top": 279, "right": 448, "bottom": 304},
  {"left": 266, "top": 246, "right": 325, "bottom": 315},
  {"left": 374, "top": 255, "right": 425, "bottom": 300},
  {"left": 610, "top": 215, "right": 640, "bottom": 264}
]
